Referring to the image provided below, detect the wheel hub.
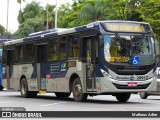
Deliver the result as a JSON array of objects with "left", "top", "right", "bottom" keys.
[
  {"left": 74, "top": 84, "right": 81, "bottom": 97},
  {"left": 140, "top": 92, "right": 145, "bottom": 96},
  {"left": 21, "top": 83, "right": 26, "bottom": 95}
]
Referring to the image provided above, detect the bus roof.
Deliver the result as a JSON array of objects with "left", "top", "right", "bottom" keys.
[
  {"left": 4, "top": 20, "right": 151, "bottom": 46},
  {"left": 4, "top": 38, "right": 23, "bottom": 46},
  {"left": 94, "top": 20, "right": 150, "bottom": 24}
]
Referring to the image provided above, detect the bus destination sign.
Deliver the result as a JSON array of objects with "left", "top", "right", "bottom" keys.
[{"left": 103, "top": 22, "right": 150, "bottom": 33}]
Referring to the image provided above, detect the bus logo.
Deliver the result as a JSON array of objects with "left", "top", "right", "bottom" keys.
[
  {"left": 132, "top": 56, "right": 140, "bottom": 65},
  {"left": 61, "top": 63, "right": 67, "bottom": 72},
  {"left": 130, "top": 74, "right": 136, "bottom": 81},
  {"left": 61, "top": 63, "right": 66, "bottom": 69}
]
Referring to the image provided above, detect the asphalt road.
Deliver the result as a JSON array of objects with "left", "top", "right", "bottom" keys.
[{"left": 0, "top": 90, "right": 160, "bottom": 111}]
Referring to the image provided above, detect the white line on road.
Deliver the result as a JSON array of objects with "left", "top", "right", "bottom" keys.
[
  {"left": 0, "top": 101, "right": 15, "bottom": 104},
  {"left": 120, "top": 109, "right": 126, "bottom": 111},
  {"left": 0, "top": 97, "right": 8, "bottom": 100},
  {"left": 41, "top": 102, "right": 67, "bottom": 107}
]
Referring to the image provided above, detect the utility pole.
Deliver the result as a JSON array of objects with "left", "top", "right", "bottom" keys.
[
  {"left": 46, "top": 0, "right": 49, "bottom": 30},
  {"left": 55, "top": 0, "right": 58, "bottom": 29},
  {"left": 6, "top": 0, "right": 9, "bottom": 34}
]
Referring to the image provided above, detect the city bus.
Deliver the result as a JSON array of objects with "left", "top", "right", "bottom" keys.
[{"left": 2, "top": 20, "right": 158, "bottom": 102}]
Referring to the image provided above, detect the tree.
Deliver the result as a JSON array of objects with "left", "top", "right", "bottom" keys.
[
  {"left": 41, "top": 5, "right": 55, "bottom": 29},
  {"left": 103, "top": 0, "right": 141, "bottom": 21},
  {"left": 15, "top": 1, "right": 45, "bottom": 38},
  {"left": 17, "top": 0, "right": 25, "bottom": 10},
  {"left": 14, "top": 17, "right": 44, "bottom": 38},
  {"left": 58, "top": 2, "right": 82, "bottom": 28},
  {"left": 15, "top": 0, "right": 160, "bottom": 39},
  {"left": 77, "top": 0, "right": 110, "bottom": 24},
  {"left": 17, "top": 0, "right": 23, "bottom": 4},
  {"left": 135, "top": 0, "right": 160, "bottom": 39},
  {"left": 17, "top": 1, "right": 43, "bottom": 24},
  {"left": 0, "top": 24, "right": 5, "bottom": 35}
]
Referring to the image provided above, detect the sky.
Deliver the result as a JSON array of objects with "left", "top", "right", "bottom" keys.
[{"left": 0, "top": 0, "right": 73, "bottom": 33}]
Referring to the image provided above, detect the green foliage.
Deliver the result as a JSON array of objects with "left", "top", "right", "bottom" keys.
[
  {"left": 41, "top": 4, "right": 55, "bottom": 28},
  {"left": 17, "top": 0, "right": 21, "bottom": 4},
  {"left": 58, "top": 2, "right": 83, "bottom": 27},
  {"left": 15, "top": 1, "right": 45, "bottom": 38},
  {"left": 15, "top": 0, "right": 160, "bottom": 40},
  {"left": 0, "top": 24, "right": 5, "bottom": 35},
  {"left": 135, "top": 0, "right": 160, "bottom": 39},
  {"left": 17, "top": 1, "right": 43, "bottom": 24},
  {"left": 77, "top": 0, "right": 109, "bottom": 24},
  {"left": 60, "top": 0, "right": 143, "bottom": 26},
  {"left": 14, "top": 17, "right": 44, "bottom": 38},
  {"left": 112, "top": 0, "right": 131, "bottom": 20}
]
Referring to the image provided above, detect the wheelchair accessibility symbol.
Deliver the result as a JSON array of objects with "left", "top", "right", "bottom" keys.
[
  {"left": 41, "top": 79, "right": 46, "bottom": 89},
  {"left": 132, "top": 56, "right": 140, "bottom": 65}
]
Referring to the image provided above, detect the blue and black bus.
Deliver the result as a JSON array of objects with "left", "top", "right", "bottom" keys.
[{"left": 2, "top": 20, "right": 158, "bottom": 102}]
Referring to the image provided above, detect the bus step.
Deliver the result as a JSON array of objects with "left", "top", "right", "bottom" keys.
[{"left": 39, "top": 90, "right": 46, "bottom": 94}]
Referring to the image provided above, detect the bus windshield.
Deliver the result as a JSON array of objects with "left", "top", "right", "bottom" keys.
[{"left": 104, "top": 34, "right": 155, "bottom": 65}]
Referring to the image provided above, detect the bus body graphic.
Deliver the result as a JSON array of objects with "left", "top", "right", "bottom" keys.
[{"left": 2, "top": 21, "right": 158, "bottom": 102}]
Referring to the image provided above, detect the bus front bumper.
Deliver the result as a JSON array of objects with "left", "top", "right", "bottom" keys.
[{"left": 99, "top": 77, "right": 157, "bottom": 93}]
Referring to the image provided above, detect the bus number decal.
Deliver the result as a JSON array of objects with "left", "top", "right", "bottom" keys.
[{"left": 137, "top": 76, "right": 148, "bottom": 80}]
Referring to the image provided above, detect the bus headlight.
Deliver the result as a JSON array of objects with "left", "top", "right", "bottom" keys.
[{"left": 100, "top": 69, "right": 112, "bottom": 78}]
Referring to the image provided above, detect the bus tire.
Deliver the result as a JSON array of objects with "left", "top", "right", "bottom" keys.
[
  {"left": 116, "top": 93, "right": 131, "bottom": 103},
  {"left": 55, "top": 92, "right": 71, "bottom": 98},
  {"left": 139, "top": 92, "right": 148, "bottom": 99},
  {"left": 20, "top": 78, "right": 37, "bottom": 98},
  {"left": 20, "top": 78, "right": 30, "bottom": 98},
  {"left": 72, "top": 78, "right": 88, "bottom": 102}
]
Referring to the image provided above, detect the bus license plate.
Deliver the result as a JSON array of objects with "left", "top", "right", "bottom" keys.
[{"left": 128, "top": 82, "right": 137, "bottom": 87}]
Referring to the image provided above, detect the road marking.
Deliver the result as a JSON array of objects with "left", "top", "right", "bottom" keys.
[
  {"left": 41, "top": 102, "right": 67, "bottom": 107},
  {"left": 0, "top": 101, "right": 14, "bottom": 104},
  {"left": 0, "top": 97, "right": 7, "bottom": 100},
  {"left": 120, "top": 109, "right": 126, "bottom": 111}
]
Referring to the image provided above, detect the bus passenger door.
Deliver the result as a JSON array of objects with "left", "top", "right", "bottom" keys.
[
  {"left": 83, "top": 36, "right": 98, "bottom": 91},
  {"left": 7, "top": 50, "right": 14, "bottom": 89},
  {"left": 37, "top": 45, "right": 47, "bottom": 92}
]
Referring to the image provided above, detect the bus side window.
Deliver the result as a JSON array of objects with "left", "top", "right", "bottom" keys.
[
  {"left": 24, "top": 43, "right": 36, "bottom": 63},
  {"left": 48, "top": 38, "right": 59, "bottom": 61},
  {"left": 82, "top": 36, "right": 98, "bottom": 64},
  {"left": 68, "top": 36, "right": 73, "bottom": 58},
  {"left": 95, "top": 38, "right": 98, "bottom": 63},
  {"left": 68, "top": 34, "right": 80, "bottom": 59},
  {"left": 15, "top": 44, "right": 23, "bottom": 63},
  {"left": 7, "top": 50, "right": 14, "bottom": 65},
  {"left": 60, "top": 36, "right": 67, "bottom": 60}
]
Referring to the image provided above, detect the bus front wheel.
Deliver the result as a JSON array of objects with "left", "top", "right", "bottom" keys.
[
  {"left": 115, "top": 93, "right": 131, "bottom": 102},
  {"left": 20, "top": 78, "right": 37, "bottom": 98},
  {"left": 139, "top": 92, "right": 148, "bottom": 99},
  {"left": 72, "top": 78, "right": 88, "bottom": 102}
]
